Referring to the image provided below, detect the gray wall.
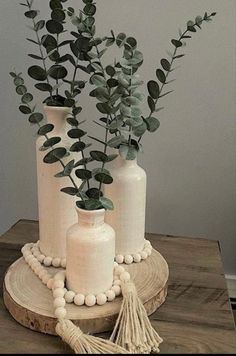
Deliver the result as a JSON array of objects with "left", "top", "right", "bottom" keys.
[{"left": 0, "top": 0, "right": 236, "bottom": 274}]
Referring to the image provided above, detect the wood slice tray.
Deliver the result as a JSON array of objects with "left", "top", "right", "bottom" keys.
[{"left": 3, "top": 249, "right": 169, "bottom": 335}]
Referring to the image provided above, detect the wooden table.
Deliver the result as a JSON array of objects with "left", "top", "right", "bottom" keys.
[{"left": 0, "top": 220, "right": 236, "bottom": 354}]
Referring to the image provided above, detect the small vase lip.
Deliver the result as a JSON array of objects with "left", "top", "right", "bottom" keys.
[
  {"left": 76, "top": 207, "right": 106, "bottom": 215},
  {"left": 43, "top": 105, "right": 72, "bottom": 113}
]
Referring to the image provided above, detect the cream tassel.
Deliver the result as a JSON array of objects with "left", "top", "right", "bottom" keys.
[
  {"left": 110, "top": 280, "right": 163, "bottom": 354},
  {"left": 56, "top": 319, "right": 129, "bottom": 354}
]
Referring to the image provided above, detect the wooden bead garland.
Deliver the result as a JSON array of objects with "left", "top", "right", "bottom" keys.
[
  {"left": 115, "top": 239, "right": 153, "bottom": 265},
  {"left": 21, "top": 243, "right": 129, "bottom": 310}
]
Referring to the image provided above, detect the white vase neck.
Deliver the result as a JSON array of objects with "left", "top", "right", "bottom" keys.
[
  {"left": 113, "top": 154, "right": 138, "bottom": 168},
  {"left": 76, "top": 208, "right": 105, "bottom": 227},
  {"left": 44, "top": 106, "right": 72, "bottom": 133}
]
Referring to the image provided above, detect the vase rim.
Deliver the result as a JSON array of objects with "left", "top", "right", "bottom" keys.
[
  {"left": 76, "top": 207, "right": 105, "bottom": 215},
  {"left": 43, "top": 105, "right": 72, "bottom": 112}
]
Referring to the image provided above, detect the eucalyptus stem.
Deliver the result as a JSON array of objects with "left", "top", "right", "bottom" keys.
[{"left": 25, "top": 0, "right": 53, "bottom": 102}]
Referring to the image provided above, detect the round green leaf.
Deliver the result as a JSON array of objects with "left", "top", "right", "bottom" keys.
[
  {"left": 161, "top": 58, "right": 171, "bottom": 71},
  {"left": 68, "top": 128, "right": 86, "bottom": 139},
  {"left": 19, "top": 105, "right": 31, "bottom": 114},
  {"left": 84, "top": 199, "right": 102, "bottom": 211},
  {"left": 35, "top": 20, "right": 45, "bottom": 31},
  {"left": 83, "top": 0, "right": 93, "bottom": 3},
  {"left": 125, "top": 37, "right": 137, "bottom": 50},
  {"left": 21, "top": 93, "right": 33, "bottom": 104},
  {"left": 50, "top": 0, "right": 63, "bottom": 10},
  {"left": 14, "top": 77, "right": 24, "bottom": 86},
  {"left": 119, "top": 145, "right": 137, "bottom": 160},
  {"left": 84, "top": 16, "right": 95, "bottom": 27},
  {"left": 46, "top": 20, "right": 63, "bottom": 34},
  {"left": 43, "top": 136, "right": 61, "bottom": 148},
  {"left": 94, "top": 172, "right": 113, "bottom": 185},
  {"left": 43, "top": 147, "right": 67, "bottom": 164},
  {"left": 96, "top": 102, "right": 112, "bottom": 114},
  {"left": 24, "top": 10, "right": 38, "bottom": 19},
  {"left": 16, "top": 85, "right": 27, "bottom": 95},
  {"left": 100, "top": 197, "right": 114, "bottom": 210},
  {"left": 42, "top": 35, "right": 57, "bottom": 49},
  {"left": 91, "top": 74, "right": 106, "bottom": 87},
  {"left": 156, "top": 69, "right": 166, "bottom": 84},
  {"left": 75, "top": 169, "right": 92, "bottom": 180},
  {"left": 84, "top": 4, "right": 96, "bottom": 16},
  {"left": 38, "top": 124, "right": 54, "bottom": 136},
  {"left": 107, "top": 136, "right": 124, "bottom": 148},
  {"left": 48, "top": 65, "right": 68, "bottom": 80},
  {"left": 61, "top": 187, "right": 78, "bottom": 196},
  {"left": 148, "top": 96, "right": 155, "bottom": 112},
  {"left": 144, "top": 117, "right": 160, "bottom": 133},
  {"left": 29, "top": 112, "right": 44, "bottom": 124},
  {"left": 35, "top": 83, "right": 52, "bottom": 92},
  {"left": 133, "top": 121, "right": 147, "bottom": 137},
  {"left": 86, "top": 188, "right": 103, "bottom": 199},
  {"left": 70, "top": 142, "right": 86, "bottom": 152},
  {"left": 28, "top": 66, "right": 47, "bottom": 81},
  {"left": 67, "top": 117, "right": 79, "bottom": 126},
  {"left": 90, "top": 151, "right": 108, "bottom": 162},
  {"left": 116, "top": 33, "right": 126, "bottom": 47},
  {"left": 171, "top": 39, "right": 183, "bottom": 48},
  {"left": 147, "top": 80, "right": 159, "bottom": 100},
  {"left": 106, "top": 65, "right": 116, "bottom": 77},
  {"left": 51, "top": 9, "right": 66, "bottom": 22}
]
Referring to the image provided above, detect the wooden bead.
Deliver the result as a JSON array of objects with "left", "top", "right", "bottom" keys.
[
  {"left": 54, "top": 307, "right": 66, "bottom": 319},
  {"left": 47, "top": 278, "right": 54, "bottom": 290},
  {"left": 23, "top": 251, "right": 31, "bottom": 258},
  {"left": 113, "top": 279, "right": 121, "bottom": 286},
  {"left": 53, "top": 288, "right": 65, "bottom": 299},
  {"left": 140, "top": 251, "right": 148, "bottom": 260},
  {"left": 38, "top": 270, "right": 48, "bottom": 280},
  {"left": 115, "top": 266, "right": 125, "bottom": 275},
  {"left": 64, "top": 291, "right": 75, "bottom": 304},
  {"left": 37, "top": 254, "right": 45, "bottom": 263},
  {"left": 74, "top": 294, "right": 85, "bottom": 306},
  {"left": 42, "top": 274, "right": 51, "bottom": 285},
  {"left": 96, "top": 293, "right": 107, "bottom": 306},
  {"left": 115, "top": 255, "right": 124, "bottom": 264},
  {"left": 85, "top": 294, "right": 96, "bottom": 307},
  {"left": 61, "top": 258, "right": 66, "bottom": 268},
  {"left": 105, "top": 290, "right": 116, "bottom": 302},
  {"left": 53, "top": 297, "right": 66, "bottom": 309},
  {"left": 111, "top": 285, "right": 121, "bottom": 297},
  {"left": 53, "top": 280, "right": 64, "bottom": 289},
  {"left": 120, "top": 272, "right": 131, "bottom": 282},
  {"left": 133, "top": 254, "right": 142, "bottom": 263},
  {"left": 43, "top": 257, "right": 52, "bottom": 267},
  {"left": 52, "top": 258, "right": 61, "bottom": 268},
  {"left": 124, "top": 255, "right": 133, "bottom": 265},
  {"left": 54, "top": 271, "right": 66, "bottom": 281},
  {"left": 144, "top": 248, "right": 152, "bottom": 256},
  {"left": 113, "top": 262, "right": 118, "bottom": 268}
]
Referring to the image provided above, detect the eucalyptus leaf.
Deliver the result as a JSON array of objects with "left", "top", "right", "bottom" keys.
[
  {"left": 61, "top": 187, "right": 78, "bottom": 196},
  {"left": 46, "top": 20, "right": 63, "bottom": 34},
  {"left": 19, "top": 105, "right": 31, "bottom": 114},
  {"left": 38, "top": 124, "right": 54, "bottom": 135},
  {"left": 48, "top": 65, "right": 68, "bottom": 80},
  {"left": 51, "top": 9, "right": 66, "bottom": 22},
  {"left": 100, "top": 197, "right": 114, "bottom": 210},
  {"left": 28, "top": 65, "right": 47, "bottom": 81},
  {"left": 116, "top": 33, "right": 126, "bottom": 47},
  {"left": 24, "top": 10, "right": 38, "bottom": 19},
  {"left": 35, "top": 83, "right": 52, "bottom": 92},
  {"left": 119, "top": 144, "right": 137, "bottom": 160},
  {"left": 86, "top": 188, "right": 102, "bottom": 199},
  {"left": 96, "top": 102, "right": 112, "bottom": 114},
  {"left": 16, "top": 85, "right": 27, "bottom": 95},
  {"left": 75, "top": 169, "right": 92, "bottom": 180},
  {"left": 84, "top": 4, "right": 96, "bottom": 16},
  {"left": 107, "top": 135, "right": 124, "bottom": 148},
  {"left": 94, "top": 172, "right": 113, "bottom": 185},
  {"left": 43, "top": 147, "right": 67, "bottom": 163},
  {"left": 161, "top": 58, "right": 171, "bottom": 71},
  {"left": 106, "top": 65, "right": 116, "bottom": 77},
  {"left": 90, "top": 151, "right": 108, "bottom": 162},
  {"left": 148, "top": 96, "right": 156, "bottom": 112},
  {"left": 35, "top": 20, "right": 45, "bottom": 31},
  {"left": 68, "top": 128, "right": 86, "bottom": 139},
  {"left": 147, "top": 80, "right": 159, "bottom": 99},
  {"left": 43, "top": 136, "right": 61, "bottom": 147},
  {"left": 91, "top": 74, "right": 106, "bottom": 87},
  {"left": 64, "top": 160, "right": 75, "bottom": 176},
  {"left": 84, "top": 199, "right": 102, "bottom": 211},
  {"left": 22, "top": 93, "right": 33, "bottom": 104},
  {"left": 70, "top": 141, "right": 86, "bottom": 152},
  {"left": 144, "top": 117, "right": 160, "bottom": 132},
  {"left": 171, "top": 39, "right": 183, "bottom": 48},
  {"left": 28, "top": 54, "right": 44, "bottom": 60},
  {"left": 29, "top": 112, "right": 44, "bottom": 124},
  {"left": 156, "top": 69, "right": 166, "bottom": 84},
  {"left": 132, "top": 121, "right": 147, "bottom": 137},
  {"left": 50, "top": 0, "right": 63, "bottom": 10}
]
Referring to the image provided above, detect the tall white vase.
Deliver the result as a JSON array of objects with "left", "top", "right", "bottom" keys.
[
  {"left": 104, "top": 155, "right": 147, "bottom": 260},
  {"left": 66, "top": 208, "right": 115, "bottom": 295},
  {"left": 36, "top": 106, "right": 80, "bottom": 260}
]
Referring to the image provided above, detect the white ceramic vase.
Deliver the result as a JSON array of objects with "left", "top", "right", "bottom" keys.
[
  {"left": 104, "top": 154, "right": 147, "bottom": 258},
  {"left": 66, "top": 208, "right": 115, "bottom": 295},
  {"left": 36, "top": 106, "right": 80, "bottom": 259}
]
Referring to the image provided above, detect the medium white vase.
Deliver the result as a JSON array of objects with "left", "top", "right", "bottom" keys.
[
  {"left": 104, "top": 154, "right": 147, "bottom": 258},
  {"left": 66, "top": 208, "right": 115, "bottom": 295},
  {"left": 36, "top": 106, "right": 80, "bottom": 260}
]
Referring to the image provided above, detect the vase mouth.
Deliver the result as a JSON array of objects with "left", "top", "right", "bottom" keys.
[
  {"left": 43, "top": 105, "right": 72, "bottom": 113},
  {"left": 76, "top": 207, "right": 105, "bottom": 215},
  {"left": 76, "top": 207, "right": 105, "bottom": 227}
]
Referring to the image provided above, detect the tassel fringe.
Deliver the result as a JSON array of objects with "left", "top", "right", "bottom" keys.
[
  {"left": 110, "top": 280, "right": 163, "bottom": 354},
  {"left": 56, "top": 319, "right": 129, "bottom": 354}
]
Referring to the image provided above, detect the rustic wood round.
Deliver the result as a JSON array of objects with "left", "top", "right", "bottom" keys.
[{"left": 3, "top": 249, "right": 169, "bottom": 335}]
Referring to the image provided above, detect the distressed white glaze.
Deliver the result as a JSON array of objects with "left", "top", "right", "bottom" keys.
[
  {"left": 36, "top": 106, "right": 80, "bottom": 259},
  {"left": 66, "top": 208, "right": 115, "bottom": 295},
  {"left": 104, "top": 154, "right": 146, "bottom": 256}
]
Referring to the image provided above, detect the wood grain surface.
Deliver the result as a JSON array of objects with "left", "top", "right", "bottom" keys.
[
  {"left": 3, "top": 249, "right": 168, "bottom": 335},
  {"left": 0, "top": 220, "right": 235, "bottom": 354}
]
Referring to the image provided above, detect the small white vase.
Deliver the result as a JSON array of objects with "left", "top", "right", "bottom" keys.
[
  {"left": 104, "top": 154, "right": 147, "bottom": 257},
  {"left": 66, "top": 208, "right": 115, "bottom": 295},
  {"left": 36, "top": 106, "right": 81, "bottom": 259}
]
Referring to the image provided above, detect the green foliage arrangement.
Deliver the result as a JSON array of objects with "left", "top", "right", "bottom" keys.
[{"left": 10, "top": 0, "right": 216, "bottom": 210}]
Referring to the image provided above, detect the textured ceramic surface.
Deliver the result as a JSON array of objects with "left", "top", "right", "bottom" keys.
[
  {"left": 104, "top": 155, "right": 147, "bottom": 256},
  {"left": 36, "top": 106, "right": 80, "bottom": 259},
  {"left": 66, "top": 208, "right": 115, "bottom": 295}
]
